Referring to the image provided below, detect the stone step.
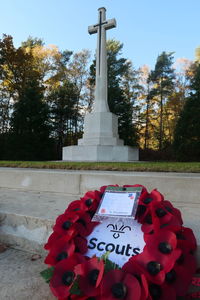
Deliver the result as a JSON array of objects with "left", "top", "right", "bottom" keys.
[
  {"left": 0, "top": 168, "right": 200, "bottom": 204},
  {"left": 0, "top": 247, "right": 56, "bottom": 300},
  {"left": 0, "top": 188, "right": 79, "bottom": 253},
  {"left": 0, "top": 168, "right": 81, "bottom": 195}
]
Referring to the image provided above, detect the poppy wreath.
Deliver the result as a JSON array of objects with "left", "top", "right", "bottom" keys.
[{"left": 41, "top": 184, "right": 197, "bottom": 300}]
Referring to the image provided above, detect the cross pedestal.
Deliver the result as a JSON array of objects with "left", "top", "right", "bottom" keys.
[{"left": 62, "top": 7, "right": 139, "bottom": 161}]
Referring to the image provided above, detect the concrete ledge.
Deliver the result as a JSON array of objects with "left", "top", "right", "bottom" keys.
[
  {"left": 79, "top": 171, "right": 200, "bottom": 203},
  {"left": 0, "top": 168, "right": 80, "bottom": 194},
  {"left": 1, "top": 168, "right": 199, "bottom": 203}
]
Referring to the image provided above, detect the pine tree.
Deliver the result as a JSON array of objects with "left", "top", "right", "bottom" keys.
[
  {"left": 48, "top": 80, "right": 79, "bottom": 158},
  {"left": 173, "top": 63, "right": 200, "bottom": 161},
  {"left": 9, "top": 79, "right": 53, "bottom": 160},
  {"left": 149, "top": 52, "right": 175, "bottom": 150}
]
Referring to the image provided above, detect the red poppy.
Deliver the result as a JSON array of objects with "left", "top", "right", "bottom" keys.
[
  {"left": 50, "top": 254, "right": 86, "bottom": 299},
  {"left": 101, "top": 269, "right": 141, "bottom": 300},
  {"left": 136, "top": 193, "right": 150, "bottom": 221},
  {"left": 80, "top": 190, "right": 102, "bottom": 213},
  {"left": 153, "top": 201, "right": 182, "bottom": 227},
  {"left": 139, "top": 189, "right": 177, "bottom": 232},
  {"left": 74, "top": 213, "right": 99, "bottom": 237},
  {"left": 58, "top": 295, "right": 78, "bottom": 300},
  {"left": 75, "top": 256, "right": 104, "bottom": 297},
  {"left": 137, "top": 189, "right": 165, "bottom": 232},
  {"left": 53, "top": 212, "right": 79, "bottom": 236},
  {"left": 149, "top": 189, "right": 164, "bottom": 203},
  {"left": 45, "top": 236, "right": 75, "bottom": 266},
  {"left": 147, "top": 282, "right": 176, "bottom": 300},
  {"left": 62, "top": 295, "right": 101, "bottom": 300},
  {"left": 139, "top": 189, "right": 164, "bottom": 208},
  {"left": 141, "top": 200, "right": 182, "bottom": 234},
  {"left": 66, "top": 200, "right": 87, "bottom": 215},
  {"left": 166, "top": 254, "right": 197, "bottom": 297},
  {"left": 44, "top": 231, "right": 62, "bottom": 250},
  {"left": 122, "top": 259, "right": 149, "bottom": 300},
  {"left": 133, "top": 248, "right": 166, "bottom": 285},
  {"left": 74, "top": 236, "right": 88, "bottom": 254},
  {"left": 162, "top": 200, "right": 183, "bottom": 224},
  {"left": 64, "top": 294, "right": 101, "bottom": 300},
  {"left": 175, "top": 227, "right": 197, "bottom": 254},
  {"left": 141, "top": 203, "right": 160, "bottom": 234},
  {"left": 144, "top": 229, "right": 181, "bottom": 271}
]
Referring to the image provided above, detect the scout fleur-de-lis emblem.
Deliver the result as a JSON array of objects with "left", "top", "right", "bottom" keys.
[{"left": 107, "top": 223, "right": 131, "bottom": 239}]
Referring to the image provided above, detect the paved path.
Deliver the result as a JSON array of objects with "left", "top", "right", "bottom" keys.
[{"left": 0, "top": 248, "right": 55, "bottom": 300}]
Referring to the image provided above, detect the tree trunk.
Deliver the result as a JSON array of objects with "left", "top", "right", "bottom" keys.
[
  {"left": 159, "top": 82, "right": 163, "bottom": 151},
  {"left": 144, "top": 85, "right": 150, "bottom": 149}
]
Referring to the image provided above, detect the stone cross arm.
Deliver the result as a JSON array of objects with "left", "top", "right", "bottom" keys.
[{"left": 88, "top": 18, "right": 116, "bottom": 35}]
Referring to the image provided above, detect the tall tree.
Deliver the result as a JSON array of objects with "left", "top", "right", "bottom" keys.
[
  {"left": 0, "top": 34, "right": 40, "bottom": 100},
  {"left": 0, "top": 87, "right": 11, "bottom": 159},
  {"left": 0, "top": 34, "right": 47, "bottom": 159},
  {"left": 21, "top": 37, "right": 70, "bottom": 87},
  {"left": 134, "top": 65, "right": 155, "bottom": 149},
  {"left": 195, "top": 46, "right": 200, "bottom": 63},
  {"left": 162, "top": 58, "right": 193, "bottom": 146},
  {"left": 21, "top": 36, "right": 44, "bottom": 48},
  {"left": 173, "top": 62, "right": 200, "bottom": 161},
  {"left": 0, "top": 34, "right": 92, "bottom": 159},
  {"left": 149, "top": 52, "right": 175, "bottom": 150},
  {"left": 9, "top": 78, "right": 53, "bottom": 160},
  {"left": 0, "top": 87, "right": 11, "bottom": 133},
  {"left": 67, "top": 50, "right": 91, "bottom": 134},
  {"left": 48, "top": 80, "right": 79, "bottom": 158},
  {"left": 21, "top": 36, "right": 90, "bottom": 150}
]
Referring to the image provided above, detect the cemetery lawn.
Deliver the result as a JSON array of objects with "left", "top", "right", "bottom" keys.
[{"left": 0, "top": 161, "right": 200, "bottom": 173}]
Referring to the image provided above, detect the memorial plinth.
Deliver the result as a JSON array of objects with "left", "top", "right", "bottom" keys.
[{"left": 62, "top": 7, "right": 139, "bottom": 161}]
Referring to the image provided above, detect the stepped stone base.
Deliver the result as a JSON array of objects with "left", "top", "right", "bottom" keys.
[
  {"left": 62, "top": 111, "right": 139, "bottom": 161},
  {"left": 62, "top": 145, "right": 139, "bottom": 161},
  {"left": 78, "top": 112, "right": 123, "bottom": 146}
]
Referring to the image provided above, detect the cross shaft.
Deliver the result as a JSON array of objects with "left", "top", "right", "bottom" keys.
[{"left": 88, "top": 7, "right": 116, "bottom": 112}]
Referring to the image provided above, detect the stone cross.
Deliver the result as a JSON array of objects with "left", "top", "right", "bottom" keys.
[{"left": 88, "top": 7, "right": 116, "bottom": 112}]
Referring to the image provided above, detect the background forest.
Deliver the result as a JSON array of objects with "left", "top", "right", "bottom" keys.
[{"left": 0, "top": 34, "right": 200, "bottom": 161}]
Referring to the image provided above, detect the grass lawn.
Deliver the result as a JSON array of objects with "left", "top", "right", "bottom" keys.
[{"left": 0, "top": 160, "right": 200, "bottom": 173}]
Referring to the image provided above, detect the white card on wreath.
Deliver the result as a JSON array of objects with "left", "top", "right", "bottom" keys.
[
  {"left": 86, "top": 217, "right": 145, "bottom": 267},
  {"left": 98, "top": 191, "right": 137, "bottom": 216},
  {"left": 93, "top": 187, "right": 142, "bottom": 221}
]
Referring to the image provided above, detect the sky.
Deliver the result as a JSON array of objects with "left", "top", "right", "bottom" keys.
[{"left": 0, "top": 0, "right": 200, "bottom": 69}]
